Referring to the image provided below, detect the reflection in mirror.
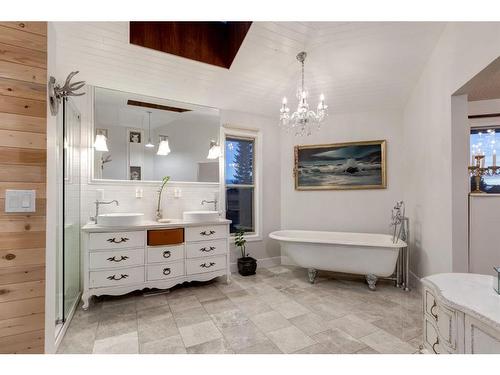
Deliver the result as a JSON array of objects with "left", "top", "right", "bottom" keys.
[{"left": 93, "top": 87, "right": 221, "bottom": 182}]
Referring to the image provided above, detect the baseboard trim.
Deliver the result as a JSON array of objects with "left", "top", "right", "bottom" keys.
[{"left": 230, "top": 256, "right": 281, "bottom": 273}]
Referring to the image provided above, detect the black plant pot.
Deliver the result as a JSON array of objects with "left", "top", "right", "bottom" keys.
[{"left": 237, "top": 257, "right": 257, "bottom": 276}]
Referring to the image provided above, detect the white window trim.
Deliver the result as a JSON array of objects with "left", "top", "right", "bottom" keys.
[{"left": 220, "top": 125, "right": 263, "bottom": 242}]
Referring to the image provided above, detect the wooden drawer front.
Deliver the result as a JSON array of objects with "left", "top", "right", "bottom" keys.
[
  {"left": 424, "top": 318, "right": 441, "bottom": 354},
  {"left": 89, "top": 248, "right": 144, "bottom": 270},
  {"left": 147, "top": 228, "right": 184, "bottom": 246},
  {"left": 185, "top": 225, "right": 227, "bottom": 242},
  {"left": 186, "top": 239, "right": 227, "bottom": 259},
  {"left": 89, "top": 231, "right": 144, "bottom": 250},
  {"left": 186, "top": 255, "right": 226, "bottom": 275},
  {"left": 147, "top": 262, "right": 184, "bottom": 281},
  {"left": 89, "top": 266, "right": 144, "bottom": 288},
  {"left": 148, "top": 244, "right": 184, "bottom": 264}
]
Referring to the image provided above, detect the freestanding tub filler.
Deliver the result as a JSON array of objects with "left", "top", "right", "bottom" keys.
[{"left": 269, "top": 230, "right": 408, "bottom": 290}]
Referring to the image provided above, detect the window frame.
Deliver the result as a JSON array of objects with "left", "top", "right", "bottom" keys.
[{"left": 220, "top": 125, "right": 262, "bottom": 242}]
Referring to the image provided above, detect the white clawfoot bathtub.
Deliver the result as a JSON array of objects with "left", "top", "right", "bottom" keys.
[{"left": 269, "top": 230, "right": 407, "bottom": 290}]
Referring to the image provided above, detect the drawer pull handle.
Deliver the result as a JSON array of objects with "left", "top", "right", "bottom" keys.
[
  {"left": 107, "top": 274, "right": 128, "bottom": 281},
  {"left": 107, "top": 237, "right": 129, "bottom": 244},
  {"left": 200, "top": 262, "right": 216, "bottom": 268},
  {"left": 106, "top": 255, "right": 129, "bottom": 262},
  {"left": 200, "top": 246, "right": 216, "bottom": 252},
  {"left": 162, "top": 250, "right": 171, "bottom": 258},
  {"left": 430, "top": 300, "right": 438, "bottom": 321},
  {"left": 432, "top": 336, "right": 440, "bottom": 354},
  {"left": 200, "top": 230, "right": 215, "bottom": 236},
  {"left": 163, "top": 268, "right": 171, "bottom": 276}
]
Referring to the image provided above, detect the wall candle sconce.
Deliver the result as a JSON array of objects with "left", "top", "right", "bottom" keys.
[
  {"left": 94, "top": 129, "right": 109, "bottom": 152},
  {"left": 207, "top": 140, "right": 221, "bottom": 159},
  {"left": 157, "top": 135, "right": 171, "bottom": 156}
]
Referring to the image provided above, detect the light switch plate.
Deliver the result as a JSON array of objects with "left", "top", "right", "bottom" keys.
[{"left": 5, "top": 190, "right": 36, "bottom": 213}]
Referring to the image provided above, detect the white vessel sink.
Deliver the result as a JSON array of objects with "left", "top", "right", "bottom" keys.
[
  {"left": 97, "top": 213, "right": 144, "bottom": 226},
  {"left": 183, "top": 210, "right": 219, "bottom": 222}
]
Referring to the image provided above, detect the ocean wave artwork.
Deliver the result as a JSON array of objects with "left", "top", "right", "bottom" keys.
[{"left": 295, "top": 141, "right": 386, "bottom": 190}]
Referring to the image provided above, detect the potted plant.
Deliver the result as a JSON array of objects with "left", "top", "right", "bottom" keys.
[{"left": 235, "top": 230, "right": 257, "bottom": 276}]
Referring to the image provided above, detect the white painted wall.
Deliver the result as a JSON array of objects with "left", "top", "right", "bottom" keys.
[
  {"left": 280, "top": 109, "right": 404, "bottom": 236},
  {"left": 403, "top": 22, "right": 500, "bottom": 279}
]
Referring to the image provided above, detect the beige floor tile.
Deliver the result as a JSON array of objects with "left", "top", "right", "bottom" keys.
[
  {"left": 359, "top": 329, "right": 416, "bottom": 354},
  {"left": 93, "top": 332, "right": 139, "bottom": 354},
  {"left": 136, "top": 294, "right": 169, "bottom": 311},
  {"left": 270, "top": 300, "right": 310, "bottom": 319},
  {"left": 372, "top": 314, "right": 422, "bottom": 342},
  {"left": 136, "top": 305, "right": 172, "bottom": 321},
  {"left": 192, "top": 285, "right": 226, "bottom": 303},
  {"left": 249, "top": 310, "right": 291, "bottom": 333},
  {"left": 237, "top": 339, "right": 282, "bottom": 354},
  {"left": 211, "top": 309, "right": 250, "bottom": 329},
  {"left": 173, "top": 306, "right": 212, "bottom": 327},
  {"left": 312, "top": 329, "right": 367, "bottom": 354},
  {"left": 140, "top": 335, "right": 187, "bottom": 354},
  {"left": 355, "top": 346, "right": 380, "bottom": 354},
  {"left": 186, "top": 338, "right": 234, "bottom": 354},
  {"left": 234, "top": 296, "right": 273, "bottom": 316},
  {"left": 138, "top": 316, "right": 179, "bottom": 344},
  {"left": 266, "top": 325, "right": 315, "bottom": 353},
  {"left": 168, "top": 295, "right": 203, "bottom": 313},
  {"left": 220, "top": 322, "right": 268, "bottom": 351},
  {"left": 95, "top": 313, "right": 137, "bottom": 340},
  {"left": 178, "top": 320, "right": 222, "bottom": 347},
  {"left": 202, "top": 297, "right": 237, "bottom": 314},
  {"left": 293, "top": 343, "right": 331, "bottom": 354},
  {"left": 327, "top": 314, "right": 379, "bottom": 339},
  {"left": 289, "top": 312, "right": 330, "bottom": 336}
]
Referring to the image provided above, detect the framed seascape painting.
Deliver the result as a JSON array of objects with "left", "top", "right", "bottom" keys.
[{"left": 294, "top": 140, "right": 387, "bottom": 190}]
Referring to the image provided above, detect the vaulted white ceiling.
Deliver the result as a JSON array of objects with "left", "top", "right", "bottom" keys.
[{"left": 54, "top": 22, "right": 445, "bottom": 118}]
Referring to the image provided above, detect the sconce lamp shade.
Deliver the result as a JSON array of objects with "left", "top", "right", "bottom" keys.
[
  {"left": 157, "top": 135, "right": 171, "bottom": 156},
  {"left": 207, "top": 140, "right": 221, "bottom": 159},
  {"left": 94, "top": 134, "right": 109, "bottom": 152}
]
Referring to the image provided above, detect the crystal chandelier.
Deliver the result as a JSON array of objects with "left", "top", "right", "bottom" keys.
[{"left": 279, "top": 51, "right": 328, "bottom": 136}]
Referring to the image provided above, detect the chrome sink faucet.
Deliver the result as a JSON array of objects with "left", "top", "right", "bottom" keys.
[
  {"left": 92, "top": 200, "right": 119, "bottom": 224},
  {"left": 201, "top": 199, "right": 218, "bottom": 211}
]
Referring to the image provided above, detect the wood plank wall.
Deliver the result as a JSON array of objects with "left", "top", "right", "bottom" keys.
[{"left": 0, "top": 21, "right": 47, "bottom": 354}]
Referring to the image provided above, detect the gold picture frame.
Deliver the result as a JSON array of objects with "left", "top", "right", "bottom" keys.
[{"left": 294, "top": 140, "right": 387, "bottom": 190}]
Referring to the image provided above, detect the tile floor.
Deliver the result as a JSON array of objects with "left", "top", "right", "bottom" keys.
[{"left": 58, "top": 266, "right": 423, "bottom": 354}]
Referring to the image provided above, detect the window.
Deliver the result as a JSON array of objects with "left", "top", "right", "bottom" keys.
[
  {"left": 470, "top": 126, "right": 500, "bottom": 193},
  {"left": 223, "top": 128, "right": 261, "bottom": 237}
]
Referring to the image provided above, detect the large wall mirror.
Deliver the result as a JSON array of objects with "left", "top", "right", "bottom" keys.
[{"left": 93, "top": 87, "right": 221, "bottom": 183}]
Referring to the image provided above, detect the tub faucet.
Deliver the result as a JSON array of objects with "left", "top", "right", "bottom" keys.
[
  {"left": 390, "top": 201, "right": 405, "bottom": 244},
  {"left": 201, "top": 199, "right": 218, "bottom": 211},
  {"left": 92, "top": 200, "right": 119, "bottom": 224}
]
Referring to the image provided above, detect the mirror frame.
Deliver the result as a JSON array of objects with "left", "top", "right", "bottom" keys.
[{"left": 87, "top": 85, "right": 222, "bottom": 187}]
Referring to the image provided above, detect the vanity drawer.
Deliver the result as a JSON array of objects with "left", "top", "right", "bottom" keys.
[
  {"left": 147, "top": 261, "right": 184, "bottom": 281},
  {"left": 147, "top": 228, "right": 184, "bottom": 246},
  {"left": 89, "top": 231, "right": 144, "bottom": 250},
  {"left": 424, "top": 318, "right": 441, "bottom": 354},
  {"left": 185, "top": 225, "right": 227, "bottom": 242},
  {"left": 89, "top": 248, "right": 144, "bottom": 270},
  {"left": 148, "top": 244, "right": 184, "bottom": 264},
  {"left": 89, "top": 266, "right": 144, "bottom": 288},
  {"left": 186, "top": 255, "right": 226, "bottom": 275},
  {"left": 186, "top": 239, "right": 227, "bottom": 259},
  {"left": 424, "top": 288, "right": 456, "bottom": 349}
]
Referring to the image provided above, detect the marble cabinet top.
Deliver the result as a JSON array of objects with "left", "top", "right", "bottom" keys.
[
  {"left": 82, "top": 218, "right": 231, "bottom": 232},
  {"left": 422, "top": 273, "right": 500, "bottom": 329}
]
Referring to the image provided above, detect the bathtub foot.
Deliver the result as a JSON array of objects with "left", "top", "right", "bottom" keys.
[
  {"left": 307, "top": 268, "right": 318, "bottom": 284},
  {"left": 366, "top": 274, "right": 378, "bottom": 291}
]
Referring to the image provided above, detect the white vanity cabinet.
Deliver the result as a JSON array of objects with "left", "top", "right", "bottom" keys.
[
  {"left": 422, "top": 273, "right": 500, "bottom": 354},
  {"left": 81, "top": 220, "right": 231, "bottom": 309}
]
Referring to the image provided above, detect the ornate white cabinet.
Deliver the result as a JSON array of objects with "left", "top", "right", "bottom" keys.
[
  {"left": 81, "top": 220, "right": 231, "bottom": 309},
  {"left": 422, "top": 273, "right": 500, "bottom": 354}
]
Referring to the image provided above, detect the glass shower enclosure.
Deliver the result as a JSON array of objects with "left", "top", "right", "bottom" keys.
[{"left": 55, "top": 98, "right": 82, "bottom": 336}]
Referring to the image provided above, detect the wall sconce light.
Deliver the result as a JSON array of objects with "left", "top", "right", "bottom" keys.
[
  {"left": 207, "top": 140, "right": 221, "bottom": 159},
  {"left": 145, "top": 111, "right": 155, "bottom": 148},
  {"left": 94, "top": 129, "right": 109, "bottom": 152},
  {"left": 157, "top": 135, "right": 171, "bottom": 156}
]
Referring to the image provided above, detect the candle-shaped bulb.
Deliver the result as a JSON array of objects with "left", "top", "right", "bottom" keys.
[
  {"left": 282, "top": 97, "right": 287, "bottom": 105},
  {"left": 320, "top": 93, "right": 325, "bottom": 102}
]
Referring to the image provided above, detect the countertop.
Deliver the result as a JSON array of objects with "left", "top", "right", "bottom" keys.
[
  {"left": 422, "top": 273, "right": 500, "bottom": 330},
  {"left": 81, "top": 218, "right": 231, "bottom": 233}
]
